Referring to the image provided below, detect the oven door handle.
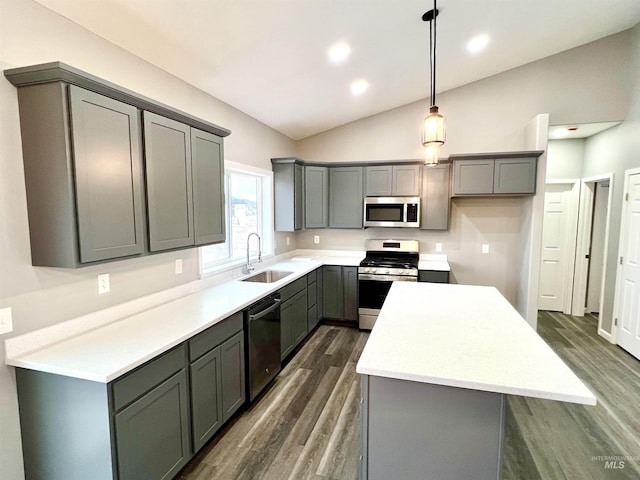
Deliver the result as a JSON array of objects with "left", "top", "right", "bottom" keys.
[{"left": 358, "top": 274, "right": 417, "bottom": 282}]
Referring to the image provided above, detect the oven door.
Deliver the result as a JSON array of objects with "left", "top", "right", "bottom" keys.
[{"left": 358, "top": 274, "right": 416, "bottom": 329}]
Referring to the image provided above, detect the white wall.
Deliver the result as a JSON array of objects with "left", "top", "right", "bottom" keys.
[
  {"left": 0, "top": 1, "right": 296, "bottom": 478},
  {"left": 546, "top": 139, "right": 586, "bottom": 179}
]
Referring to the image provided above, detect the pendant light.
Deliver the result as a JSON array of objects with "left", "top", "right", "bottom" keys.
[{"left": 422, "top": 1, "right": 445, "bottom": 165}]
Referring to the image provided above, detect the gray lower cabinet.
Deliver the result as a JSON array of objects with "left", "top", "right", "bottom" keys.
[
  {"left": 15, "top": 316, "right": 245, "bottom": 480},
  {"left": 322, "top": 265, "right": 358, "bottom": 322},
  {"left": 273, "top": 159, "right": 304, "bottom": 231},
  {"left": 418, "top": 270, "right": 450, "bottom": 283},
  {"left": 329, "top": 167, "right": 364, "bottom": 228},
  {"left": 305, "top": 166, "right": 329, "bottom": 228},
  {"left": 15, "top": 83, "right": 145, "bottom": 267},
  {"left": 452, "top": 155, "right": 538, "bottom": 196},
  {"left": 307, "top": 270, "right": 320, "bottom": 331},
  {"left": 281, "top": 285, "right": 308, "bottom": 360},
  {"left": 421, "top": 163, "right": 450, "bottom": 230}
]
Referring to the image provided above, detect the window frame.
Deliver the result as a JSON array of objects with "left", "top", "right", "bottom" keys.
[{"left": 200, "top": 161, "right": 274, "bottom": 276}]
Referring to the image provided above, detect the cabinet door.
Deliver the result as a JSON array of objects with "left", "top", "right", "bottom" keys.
[
  {"left": 452, "top": 159, "right": 494, "bottom": 195},
  {"left": 292, "top": 289, "right": 308, "bottom": 347},
  {"left": 69, "top": 85, "right": 144, "bottom": 263},
  {"left": 189, "top": 347, "right": 223, "bottom": 451},
  {"left": 307, "top": 304, "right": 319, "bottom": 332},
  {"left": 280, "top": 297, "right": 295, "bottom": 360},
  {"left": 115, "top": 370, "right": 190, "bottom": 480},
  {"left": 220, "top": 331, "right": 246, "bottom": 423},
  {"left": 421, "top": 164, "right": 450, "bottom": 230},
  {"left": 343, "top": 266, "right": 359, "bottom": 322},
  {"left": 322, "top": 265, "right": 344, "bottom": 319},
  {"left": 143, "top": 111, "right": 194, "bottom": 251},
  {"left": 493, "top": 157, "right": 537, "bottom": 194},
  {"left": 191, "top": 128, "right": 225, "bottom": 245},
  {"left": 329, "top": 167, "right": 364, "bottom": 228},
  {"left": 392, "top": 165, "right": 421, "bottom": 196},
  {"left": 305, "top": 166, "right": 329, "bottom": 228},
  {"left": 295, "top": 163, "right": 304, "bottom": 230},
  {"left": 317, "top": 267, "right": 324, "bottom": 320},
  {"left": 365, "top": 166, "right": 392, "bottom": 196}
]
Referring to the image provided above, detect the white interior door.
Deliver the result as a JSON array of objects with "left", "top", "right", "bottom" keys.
[
  {"left": 586, "top": 181, "right": 609, "bottom": 313},
  {"left": 617, "top": 172, "right": 640, "bottom": 359},
  {"left": 539, "top": 183, "right": 578, "bottom": 312}
]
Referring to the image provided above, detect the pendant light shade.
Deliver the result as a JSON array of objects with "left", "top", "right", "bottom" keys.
[
  {"left": 421, "top": 1, "right": 445, "bottom": 159},
  {"left": 422, "top": 105, "right": 445, "bottom": 147},
  {"left": 424, "top": 144, "right": 439, "bottom": 166}
]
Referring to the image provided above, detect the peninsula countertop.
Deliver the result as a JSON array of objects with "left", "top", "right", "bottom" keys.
[{"left": 356, "top": 282, "right": 596, "bottom": 405}]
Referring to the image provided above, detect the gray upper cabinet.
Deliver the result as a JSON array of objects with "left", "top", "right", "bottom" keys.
[
  {"left": 15, "top": 83, "right": 145, "bottom": 267},
  {"left": 452, "top": 159, "right": 494, "bottom": 195},
  {"left": 273, "top": 160, "right": 304, "bottom": 232},
  {"left": 365, "top": 165, "right": 421, "bottom": 196},
  {"left": 329, "top": 167, "right": 364, "bottom": 228},
  {"left": 452, "top": 153, "right": 539, "bottom": 196},
  {"left": 6, "top": 62, "right": 230, "bottom": 267},
  {"left": 493, "top": 158, "right": 537, "bottom": 194},
  {"left": 191, "top": 128, "right": 225, "bottom": 244},
  {"left": 392, "top": 165, "right": 421, "bottom": 196},
  {"left": 304, "top": 166, "right": 329, "bottom": 229},
  {"left": 421, "top": 164, "right": 451, "bottom": 230},
  {"left": 365, "top": 166, "right": 393, "bottom": 196},
  {"left": 143, "top": 111, "right": 194, "bottom": 251}
]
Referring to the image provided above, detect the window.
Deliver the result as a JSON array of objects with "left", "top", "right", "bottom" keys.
[{"left": 201, "top": 162, "right": 273, "bottom": 274}]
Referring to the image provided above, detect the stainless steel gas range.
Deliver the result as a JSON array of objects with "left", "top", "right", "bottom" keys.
[{"left": 358, "top": 239, "right": 419, "bottom": 330}]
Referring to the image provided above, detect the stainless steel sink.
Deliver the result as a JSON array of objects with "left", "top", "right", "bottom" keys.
[{"left": 241, "top": 270, "right": 293, "bottom": 283}]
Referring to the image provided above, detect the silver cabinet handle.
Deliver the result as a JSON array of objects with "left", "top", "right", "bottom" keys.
[{"left": 249, "top": 298, "right": 282, "bottom": 321}]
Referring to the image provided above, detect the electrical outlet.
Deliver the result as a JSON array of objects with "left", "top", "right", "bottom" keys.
[
  {"left": 175, "top": 258, "right": 183, "bottom": 275},
  {"left": 0, "top": 307, "right": 13, "bottom": 335},
  {"left": 314, "top": 235, "right": 320, "bottom": 244},
  {"left": 482, "top": 244, "right": 490, "bottom": 254},
  {"left": 286, "top": 236, "right": 290, "bottom": 246},
  {"left": 435, "top": 242, "right": 442, "bottom": 252},
  {"left": 98, "top": 273, "right": 110, "bottom": 294}
]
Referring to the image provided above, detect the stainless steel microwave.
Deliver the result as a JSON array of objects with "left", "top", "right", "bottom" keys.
[{"left": 363, "top": 197, "right": 420, "bottom": 228}]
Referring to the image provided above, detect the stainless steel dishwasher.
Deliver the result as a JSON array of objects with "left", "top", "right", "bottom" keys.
[{"left": 245, "top": 293, "right": 282, "bottom": 402}]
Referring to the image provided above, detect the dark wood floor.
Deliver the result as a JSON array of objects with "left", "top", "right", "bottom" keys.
[{"left": 178, "top": 312, "right": 640, "bottom": 479}]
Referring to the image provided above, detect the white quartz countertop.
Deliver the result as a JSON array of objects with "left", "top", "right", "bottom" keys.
[
  {"left": 5, "top": 254, "right": 363, "bottom": 383},
  {"left": 356, "top": 283, "right": 596, "bottom": 405}
]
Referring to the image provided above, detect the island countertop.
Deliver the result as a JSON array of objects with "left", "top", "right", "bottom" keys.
[{"left": 356, "top": 282, "right": 596, "bottom": 405}]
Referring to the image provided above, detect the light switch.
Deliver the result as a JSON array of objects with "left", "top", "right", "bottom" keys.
[
  {"left": 435, "top": 242, "right": 443, "bottom": 252},
  {"left": 175, "top": 258, "right": 183, "bottom": 275},
  {"left": 0, "top": 307, "right": 13, "bottom": 335},
  {"left": 286, "top": 236, "right": 290, "bottom": 246},
  {"left": 98, "top": 273, "right": 110, "bottom": 294},
  {"left": 482, "top": 244, "right": 490, "bottom": 254}
]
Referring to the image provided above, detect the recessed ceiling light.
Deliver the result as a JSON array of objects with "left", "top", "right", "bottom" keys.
[
  {"left": 328, "top": 42, "right": 351, "bottom": 64},
  {"left": 350, "top": 79, "right": 369, "bottom": 96},
  {"left": 467, "top": 34, "right": 490, "bottom": 54}
]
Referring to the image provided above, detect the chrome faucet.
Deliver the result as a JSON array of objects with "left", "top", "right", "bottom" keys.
[{"left": 244, "top": 232, "right": 262, "bottom": 274}]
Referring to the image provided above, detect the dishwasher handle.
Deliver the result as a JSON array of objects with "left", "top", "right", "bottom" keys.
[{"left": 249, "top": 297, "right": 282, "bottom": 321}]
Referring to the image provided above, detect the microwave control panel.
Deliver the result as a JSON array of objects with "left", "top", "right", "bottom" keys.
[{"left": 406, "top": 203, "right": 419, "bottom": 222}]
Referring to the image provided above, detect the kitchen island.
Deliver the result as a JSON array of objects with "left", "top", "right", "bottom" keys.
[{"left": 356, "top": 282, "right": 596, "bottom": 480}]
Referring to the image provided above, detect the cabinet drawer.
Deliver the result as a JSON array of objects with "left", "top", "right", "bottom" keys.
[
  {"left": 307, "top": 269, "right": 317, "bottom": 285},
  {"left": 279, "top": 276, "right": 307, "bottom": 301},
  {"left": 307, "top": 282, "right": 317, "bottom": 308},
  {"left": 112, "top": 344, "right": 186, "bottom": 411},
  {"left": 189, "top": 311, "right": 243, "bottom": 362}
]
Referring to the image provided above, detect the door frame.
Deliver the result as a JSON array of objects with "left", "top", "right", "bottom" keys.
[
  {"left": 612, "top": 167, "right": 640, "bottom": 344},
  {"left": 542, "top": 179, "right": 581, "bottom": 314},
  {"left": 573, "top": 173, "right": 614, "bottom": 339}
]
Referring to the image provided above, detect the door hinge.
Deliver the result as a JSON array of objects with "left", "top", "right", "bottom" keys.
[
  {"left": 625, "top": 192, "right": 629, "bottom": 201},
  {"left": 615, "top": 318, "right": 618, "bottom": 326},
  {"left": 620, "top": 256, "right": 623, "bottom": 265}
]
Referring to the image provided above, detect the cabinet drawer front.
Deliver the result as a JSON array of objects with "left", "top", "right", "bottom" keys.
[
  {"left": 112, "top": 345, "right": 186, "bottom": 411},
  {"left": 306, "top": 269, "right": 317, "bottom": 285},
  {"left": 307, "top": 282, "right": 317, "bottom": 307},
  {"left": 279, "top": 276, "right": 307, "bottom": 301},
  {"left": 189, "top": 311, "right": 243, "bottom": 362}
]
